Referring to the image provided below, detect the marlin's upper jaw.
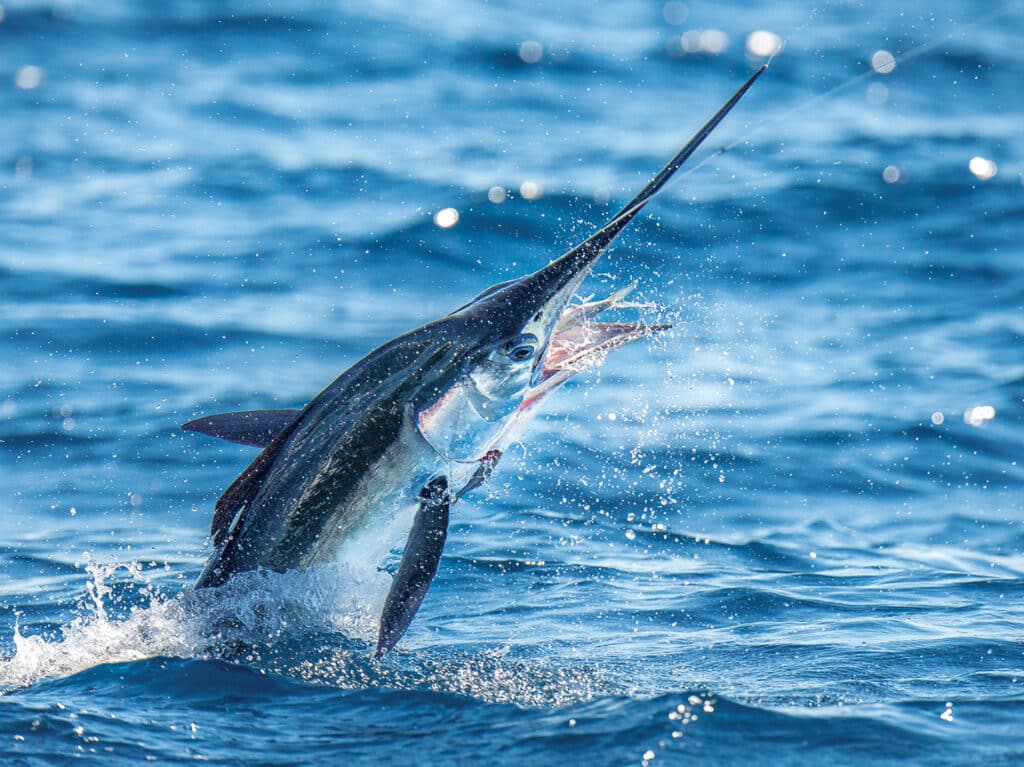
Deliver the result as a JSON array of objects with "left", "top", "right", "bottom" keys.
[
  {"left": 529, "top": 273, "right": 590, "bottom": 387},
  {"left": 536, "top": 284, "right": 671, "bottom": 390}
]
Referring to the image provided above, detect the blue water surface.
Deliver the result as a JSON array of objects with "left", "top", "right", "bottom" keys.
[{"left": 1, "top": 0, "right": 1022, "bottom": 764}]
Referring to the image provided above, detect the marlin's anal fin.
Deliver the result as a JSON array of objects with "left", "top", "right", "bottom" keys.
[
  {"left": 181, "top": 409, "right": 302, "bottom": 448},
  {"left": 375, "top": 477, "right": 451, "bottom": 657}
]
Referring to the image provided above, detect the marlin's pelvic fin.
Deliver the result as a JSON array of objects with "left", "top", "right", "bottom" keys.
[
  {"left": 181, "top": 409, "right": 302, "bottom": 448},
  {"left": 375, "top": 476, "right": 451, "bottom": 657}
]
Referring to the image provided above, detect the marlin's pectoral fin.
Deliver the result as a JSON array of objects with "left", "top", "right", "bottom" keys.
[
  {"left": 181, "top": 409, "right": 301, "bottom": 448},
  {"left": 456, "top": 450, "right": 502, "bottom": 500},
  {"left": 375, "top": 477, "right": 451, "bottom": 658}
]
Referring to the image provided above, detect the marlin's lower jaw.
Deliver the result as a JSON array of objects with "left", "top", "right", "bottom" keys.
[{"left": 535, "top": 284, "right": 672, "bottom": 392}]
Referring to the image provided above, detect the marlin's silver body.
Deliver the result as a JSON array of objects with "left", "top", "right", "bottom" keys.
[{"left": 183, "top": 67, "right": 765, "bottom": 655}]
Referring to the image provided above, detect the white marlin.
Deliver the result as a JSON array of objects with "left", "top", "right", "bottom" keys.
[{"left": 183, "top": 66, "right": 765, "bottom": 656}]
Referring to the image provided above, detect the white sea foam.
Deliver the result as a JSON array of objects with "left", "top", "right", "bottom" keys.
[{"left": 0, "top": 557, "right": 391, "bottom": 694}]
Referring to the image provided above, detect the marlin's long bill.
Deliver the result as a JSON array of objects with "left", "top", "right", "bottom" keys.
[
  {"left": 608, "top": 64, "right": 768, "bottom": 225},
  {"left": 510, "top": 64, "right": 767, "bottom": 338},
  {"left": 559, "top": 64, "right": 766, "bottom": 271}
]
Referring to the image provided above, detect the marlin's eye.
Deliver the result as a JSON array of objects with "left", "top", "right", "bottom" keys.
[{"left": 502, "top": 333, "right": 538, "bottom": 362}]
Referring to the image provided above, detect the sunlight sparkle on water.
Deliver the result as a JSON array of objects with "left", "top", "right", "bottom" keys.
[
  {"left": 746, "top": 30, "right": 781, "bottom": 57},
  {"left": 968, "top": 156, "right": 997, "bottom": 180},
  {"left": 520, "top": 181, "right": 542, "bottom": 200},
  {"left": 487, "top": 186, "right": 507, "bottom": 204},
  {"left": 871, "top": 50, "right": 896, "bottom": 74},
  {"left": 700, "top": 30, "right": 729, "bottom": 53},
  {"left": 882, "top": 165, "right": 900, "bottom": 183},
  {"left": 931, "top": 412, "right": 944, "bottom": 426},
  {"left": 15, "top": 65, "right": 43, "bottom": 89},
  {"left": 433, "top": 208, "right": 459, "bottom": 228},
  {"left": 964, "top": 405, "right": 995, "bottom": 426},
  {"left": 680, "top": 29, "right": 729, "bottom": 54},
  {"left": 519, "top": 40, "right": 543, "bottom": 64},
  {"left": 866, "top": 82, "right": 889, "bottom": 104}
]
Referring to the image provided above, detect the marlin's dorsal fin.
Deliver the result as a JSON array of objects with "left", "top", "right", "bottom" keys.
[
  {"left": 181, "top": 409, "right": 301, "bottom": 448},
  {"left": 203, "top": 411, "right": 306, "bottom": 550},
  {"left": 182, "top": 408, "right": 305, "bottom": 551}
]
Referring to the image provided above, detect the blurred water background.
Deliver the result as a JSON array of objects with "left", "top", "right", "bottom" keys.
[{"left": 1, "top": 0, "right": 1022, "bottom": 764}]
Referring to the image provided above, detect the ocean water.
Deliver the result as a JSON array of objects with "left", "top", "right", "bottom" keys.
[{"left": 1, "top": 0, "right": 1022, "bottom": 764}]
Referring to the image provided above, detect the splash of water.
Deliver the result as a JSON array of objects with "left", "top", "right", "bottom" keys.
[
  {"left": 0, "top": 557, "right": 390, "bottom": 694},
  {"left": 0, "top": 556, "right": 611, "bottom": 707}
]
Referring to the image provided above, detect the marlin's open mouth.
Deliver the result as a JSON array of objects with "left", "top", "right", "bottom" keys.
[{"left": 540, "top": 285, "right": 671, "bottom": 384}]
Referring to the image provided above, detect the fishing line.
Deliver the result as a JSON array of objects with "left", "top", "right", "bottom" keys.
[{"left": 675, "top": 1, "right": 1018, "bottom": 182}]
